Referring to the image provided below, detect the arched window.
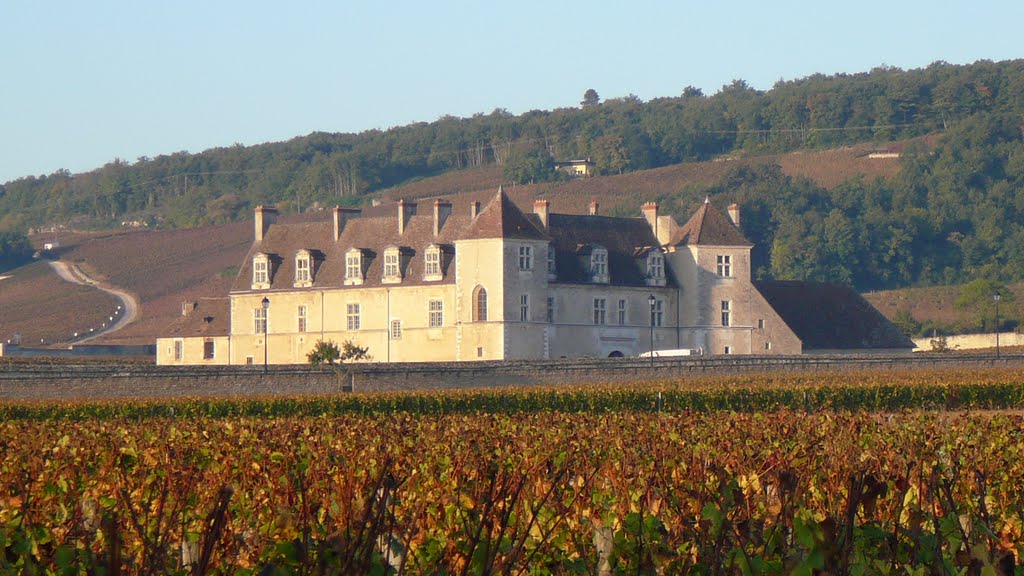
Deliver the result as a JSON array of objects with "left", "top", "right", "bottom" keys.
[
  {"left": 473, "top": 285, "right": 488, "bottom": 322},
  {"left": 345, "top": 248, "right": 364, "bottom": 286},
  {"left": 294, "top": 249, "right": 312, "bottom": 287},
  {"left": 382, "top": 246, "right": 402, "bottom": 284},
  {"left": 424, "top": 244, "right": 443, "bottom": 281},
  {"left": 252, "top": 253, "right": 270, "bottom": 289}
]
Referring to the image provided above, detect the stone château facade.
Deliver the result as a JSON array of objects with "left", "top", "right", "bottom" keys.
[{"left": 157, "top": 189, "right": 912, "bottom": 365}]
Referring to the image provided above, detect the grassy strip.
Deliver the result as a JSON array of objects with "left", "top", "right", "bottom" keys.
[{"left": 3, "top": 379, "right": 1024, "bottom": 420}]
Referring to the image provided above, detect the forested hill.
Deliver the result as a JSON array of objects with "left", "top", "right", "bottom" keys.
[{"left": 2, "top": 59, "right": 1024, "bottom": 291}]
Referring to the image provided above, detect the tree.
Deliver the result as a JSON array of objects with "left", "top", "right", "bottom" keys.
[
  {"left": 682, "top": 86, "right": 704, "bottom": 99},
  {"left": 308, "top": 339, "right": 370, "bottom": 392},
  {"left": 503, "top": 144, "right": 554, "bottom": 184},
  {"left": 581, "top": 88, "right": 600, "bottom": 108},
  {"left": 0, "top": 231, "right": 32, "bottom": 272},
  {"left": 307, "top": 339, "right": 370, "bottom": 365},
  {"left": 955, "top": 279, "right": 1015, "bottom": 332}
]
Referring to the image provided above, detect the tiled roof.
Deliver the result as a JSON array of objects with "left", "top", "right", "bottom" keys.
[
  {"left": 462, "top": 188, "right": 549, "bottom": 241},
  {"left": 546, "top": 213, "right": 673, "bottom": 287},
  {"left": 232, "top": 208, "right": 474, "bottom": 292},
  {"left": 671, "top": 201, "right": 752, "bottom": 247},
  {"left": 231, "top": 189, "right": 672, "bottom": 292},
  {"left": 162, "top": 298, "right": 231, "bottom": 337},
  {"left": 753, "top": 280, "right": 916, "bottom": 350}
]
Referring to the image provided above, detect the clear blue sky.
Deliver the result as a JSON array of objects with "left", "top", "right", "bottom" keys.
[{"left": 1, "top": 0, "right": 1021, "bottom": 184}]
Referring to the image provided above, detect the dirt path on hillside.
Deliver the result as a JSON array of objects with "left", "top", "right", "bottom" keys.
[{"left": 47, "top": 260, "right": 139, "bottom": 343}]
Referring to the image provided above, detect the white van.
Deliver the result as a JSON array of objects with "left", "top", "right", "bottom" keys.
[{"left": 637, "top": 348, "right": 703, "bottom": 358}]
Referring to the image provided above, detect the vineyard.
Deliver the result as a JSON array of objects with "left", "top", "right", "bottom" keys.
[{"left": 3, "top": 370, "right": 1024, "bottom": 574}]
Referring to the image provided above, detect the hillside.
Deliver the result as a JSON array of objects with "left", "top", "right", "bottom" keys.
[
  {"left": 0, "top": 261, "right": 122, "bottom": 346},
  {"left": 3, "top": 60, "right": 1023, "bottom": 300},
  {"left": 380, "top": 141, "right": 902, "bottom": 217},
  {"left": 2, "top": 145, "right": 907, "bottom": 347}
]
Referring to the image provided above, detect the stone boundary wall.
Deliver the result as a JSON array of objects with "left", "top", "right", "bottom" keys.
[
  {"left": 2, "top": 353, "right": 1022, "bottom": 402},
  {"left": 0, "top": 343, "right": 156, "bottom": 358},
  {"left": 912, "top": 332, "right": 1024, "bottom": 352}
]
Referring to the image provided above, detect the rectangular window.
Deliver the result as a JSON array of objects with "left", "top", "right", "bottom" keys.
[
  {"left": 546, "top": 296, "right": 555, "bottom": 324},
  {"left": 617, "top": 299, "right": 627, "bottom": 325},
  {"left": 477, "top": 346, "right": 484, "bottom": 358},
  {"left": 246, "top": 356, "right": 253, "bottom": 365},
  {"left": 254, "top": 307, "right": 267, "bottom": 334},
  {"left": 203, "top": 339, "right": 214, "bottom": 360},
  {"left": 717, "top": 255, "right": 732, "bottom": 277},
  {"left": 297, "top": 305, "right": 307, "bottom": 332},
  {"left": 547, "top": 245, "right": 556, "bottom": 275},
  {"left": 346, "top": 303, "right": 361, "bottom": 330},
  {"left": 651, "top": 300, "right": 664, "bottom": 327},
  {"left": 592, "top": 251, "right": 607, "bottom": 276},
  {"left": 346, "top": 254, "right": 361, "bottom": 280},
  {"left": 295, "top": 258, "right": 310, "bottom": 283},
  {"left": 758, "top": 318, "right": 764, "bottom": 330},
  {"left": 765, "top": 341, "right": 771, "bottom": 351},
  {"left": 173, "top": 339, "right": 183, "bottom": 361},
  {"left": 254, "top": 260, "right": 268, "bottom": 284},
  {"left": 520, "top": 294, "right": 529, "bottom": 322},
  {"left": 429, "top": 300, "right": 443, "bottom": 327},
  {"left": 593, "top": 298, "right": 607, "bottom": 325},
  {"left": 721, "top": 300, "right": 731, "bottom": 327},
  {"left": 649, "top": 254, "right": 664, "bottom": 278},
  {"left": 518, "top": 246, "right": 533, "bottom": 271},
  {"left": 425, "top": 250, "right": 440, "bottom": 276},
  {"left": 724, "top": 345, "right": 731, "bottom": 355},
  {"left": 391, "top": 319, "right": 402, "bottom": 340},
  {"left": 384, "top": 252, "right": 400, "bottom": 278}
]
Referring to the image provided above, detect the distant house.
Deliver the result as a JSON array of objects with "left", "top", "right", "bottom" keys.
[
  {"left": 157, "top": 190, "right": 913, "bottom": 365},
  {"left": 866, "top": 145, "right": 901, "bottom": 159},
  {"left": 554, "top": 158, "right": 595, "bottom": 177}
]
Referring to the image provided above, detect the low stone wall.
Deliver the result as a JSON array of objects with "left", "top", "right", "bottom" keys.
[
  {"left": 0, "top": 343, "right": 155, "bottom": 358},
  {"left": 1, "top": 353, "right": 1021, "bottom": 402},
  {"left": 912, "top": 332, "right": 1024, "bottom": 352}
]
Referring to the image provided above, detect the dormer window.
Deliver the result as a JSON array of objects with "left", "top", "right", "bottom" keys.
[
  {"left": 546, "top": 245, "right": 556, "bottom": 280},
  {"left": 646, "top": 250, "right": 666, "bottom": 287},
  {"left": 383, "top": 247, "right": 402, "bottom": 284},
  {"left": 590, "top": 246, "right": 609, "bottom": 283},
  {"left": 344, "top": 249, "right": 364, "bottom": 286},
  {"left": 252, "top": 253, "right": 270, "bottom": 289},
  {"left": 294, "top": 250, "right": 312, "bottom": 287},
  {"left": 424, "top": 245, "right": 443, "bottom": 281}
]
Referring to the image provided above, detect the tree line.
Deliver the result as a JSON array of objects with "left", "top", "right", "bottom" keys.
[{"left": 0, "top": 59, "right": 1022, "bottom": 292}]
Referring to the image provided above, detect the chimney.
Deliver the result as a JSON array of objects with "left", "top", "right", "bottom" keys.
[
  {"left": 398, "top": 200, "right": 417, "bottom": 235},
  {"left": 588, "top": 198, "right": 600, "bottom": 216},
  {"left": 533, "top": 199, "right": 550, "bottom": 228},
  {"left": 727, "top": 203, "right": 741, "bottom": 227},
  {"left": 254, "top": 205, "right": 277, "bottom": 242},
  {"left": 641, "top": 202, "right": 658, "bottom": 229},
  {"left": 332, "top": 206, "right": 362, "bottom": 241},
  {"left": 470, "top": 201, "right": 481, "bottom": 219},
  {"left": 181, "top": 301, "right": 197, "bottom": 316},
  {"left": 433, "top": 200, "right": 452, "bottom": 236}
]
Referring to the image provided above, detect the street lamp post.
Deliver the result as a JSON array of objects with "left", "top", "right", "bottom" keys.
[
  {"left": 262, "top": 297, "right": 270, "bottom": 373},
  {"left": 648, "top": 294, "right": 656, "bottom": 367},
  {"left": 994, "top": 292, "right": 1001, "bottom": 359}
]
